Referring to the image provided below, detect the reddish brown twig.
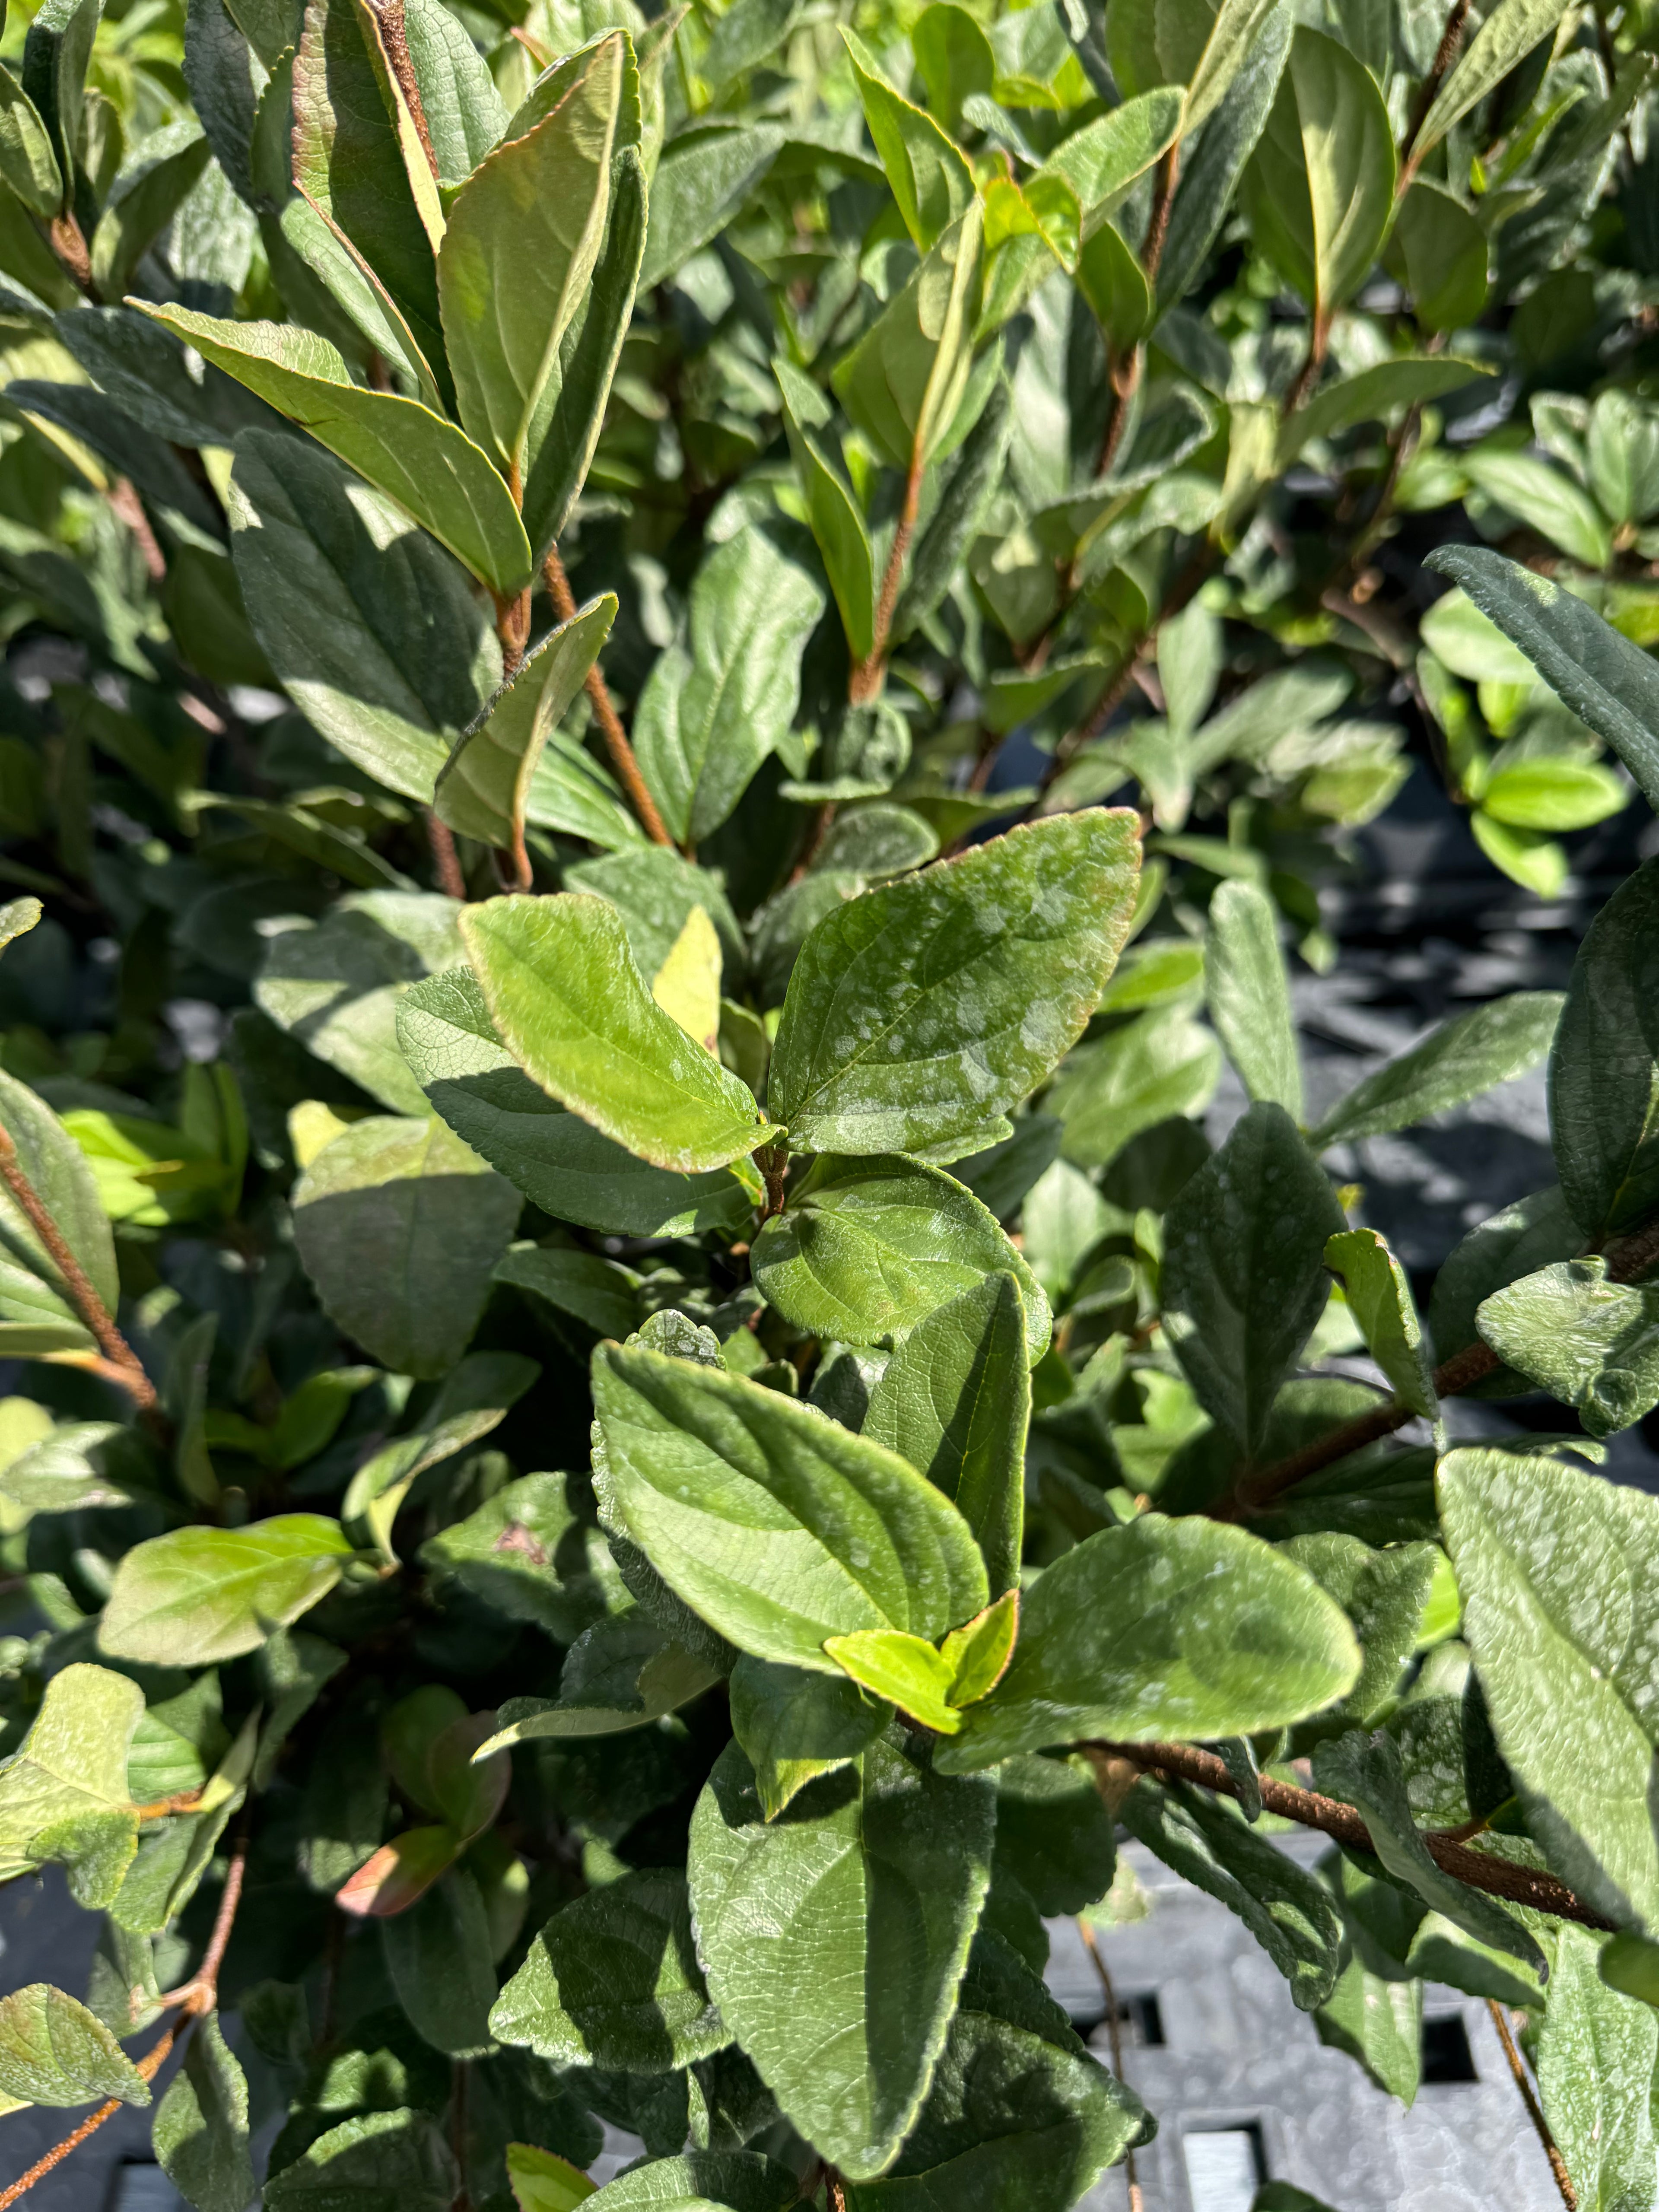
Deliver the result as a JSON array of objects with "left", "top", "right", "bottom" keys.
[
  {"left": 851, "top": 447, "right": 926, "bottom": 705},
  {"left": 107, "top": 478, "right": 166, "bottom": 584},
  {"left": 543, "top": 547, "right": 674, "bottom": 846},
  {"left": 0, "top": 2020, "right": 181, "bottom": 2210},
  {"left": 826, "top": 2174, "right": 849, "bottom": 2212},
  {"left": 426, "top": 810, "right": 467, "bottom": 900},
  {"left": 1096, "top": 1740, "right": 1615, "bottom": 1932},
  {"left": 1399, "top": 0, "right": 1471, "bottom": 186},
  {"left": 0, "top": 1123, "right": 153, "bottom": 1409},
  {"left": 1488, "top": 2000, "right": 1576, "bottom": 2209},
  {"left": 1077, "top": 1919, "right": 1144, "bottom": 2212}
]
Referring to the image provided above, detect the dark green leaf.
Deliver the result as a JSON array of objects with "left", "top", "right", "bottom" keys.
[
  {"left": 152, "top": 2011, "right": 255, "bottom": 2212},
  {"left": 1205, "top": 879, "right": 1302, "bottom": 1116},
  {"left": 1548, "top": 858, "right": 1659, "bottom": 1239}
]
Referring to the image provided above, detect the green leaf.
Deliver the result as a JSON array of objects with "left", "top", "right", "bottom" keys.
[
  {"left": 92, "top": 124, "right": 210, "bottom": 298},
  {"left": 1279, "top": 354, "right": 1491, "bottom": 465},
  {"left": 1046, "top": 1010, "right": 1221, "bottom": 1170},
  {"left": 479, "top": 1608, "right": 722, "bottom": 1748},
  {"left": 1118, "top": 1776, "right": 1343, "bottom": 2009},
  {"left": 1440, "top": 1446, "right": 1659, "bottom": 1929},
  {"left": 343, "top": 1351, "right": 537, "bottom": 1564},
  {"left": 936, "top": 1514, "right": 1360, "bottom": 1771},
  {"left": 1462, "top": 450, "right": 1613, "bottom": 570},
  {"left": 437, "top": 32, "right": 624, "bottom": 477},
  {"left": 1478, "top": 1259, "right": 1659, "bottom": 1437},
  {"left": 1323, "top": 1229, "right": 1437, "bottom": 1420},
  {"left": 1403, "top": 1911, "right": 1546, "bottom": 2008},
  {"left": 0, "top": 64, "right": 62, "bottom": 217},
  {"left": 1313, "top": 1954, "right": 1421, "bottom": 2106},
  {"left": 1548, "top": 858, "right": 1659, "bottom": 1239},
  {"left": 565, "top": 847, "right": 745, "bottom": 982},
  {"left": 458, "top": 895, "right": 775, "bottom": 1174},
  {"left": 752, "top": 1157, "right": 1047, "bottom": 1365},
  {"left": 255, "top": 889, "right": 464, "bottom": 1116},
  {"left": 492, "top": 1870, "right": 728, "bottom": 2072},
  {"left": 382, "top": 1869, "right": 498, "bottom": 2058},
  {"left": 496, "top": 1241, "right": 639, "bottom": 1341},
  {"left": 1160, "top": 1102, "right": 1343, "bottom": 1455},
  {"left": 397, "top": 966, "right": 749, "bottom": 1238},
  {"left": 1184, "top": 0, "right": 1284, "bottom": 135},
  {"left": 0, "top": 1664, "right": 141, "bottom": 1886},
  {"left": 434, "top": 596, "right": 616, "bottom": 850},
  {"left": 1589, "top": 389, "right": 1659, "bottom": 529},
  {"left": 0, "top": 1982, "right": 149, "bottom": 2108},
  {"left": 1285, "top": 1535, "right": 1439, "bottom": 1726},
  {"left": 1386, "top": 181, "right": 1488, "bottom": 335},
  {"left": 275, "top": 190, "right": 445, "bottom": 410},
  {"left": 1479, "top": 754, "right": 1627, "bottom": 832},
  {"left": 1307, "top": 992, "right": 1562, "bottom": 1151},
  {"left": 591, "top": 1341, "right": 988, "bottom": 1672},
  {"left": 863, "top": 1271, "right": 1030, "bottom": 1598},
  {"left": 1156, "top": 2, "right": 1288, "bottom": 315},
  {"left": 227, "top": 429, "right": 499, "bottom": 804},
  {"left": 98, "top": 1515, "right": 355, "bottom": 1664},
  {"left": 992, "top": 1753, "right": 1116, "bottom": 1916},
  {"left": 152, "top": 2011, "right": 255, "bottom": 2212},
  {"left": 890, "top": 374, "right": 1011, "bottom": 645},
  {"left": 770, "top": 813, "right": 1140, "bottom": 1157},
  {"left": 842, "top": 27, "right": 974, "bottom": 251},
  {"left": 140, "top": 304, "right": 532, "bottom": 597},
  {"left": 291, "top": 1112, "right": 521, "bottom": 1377},
  {"left": 1424, "top": 547, "right": 1659, "bottom": 812},
  {"left": 825, "top": 1627, "right": 961, "bottom": 1732},
  {"left": 687, "top": 1732, "right": 995, "bottom": 2180},
  {"left": 509, "top": 2146, "right": 597, "bottom": 2212},
  {"left": 637, "top": 122, "right": 784, "bottom": 291},
  {"left": 20, "top": 0, "right": 98, "bottom": 192},
  {"left": 263, "top": 2107, "right": 459, "bottom": 2209},
  {"left": 1205, "top": 879, "right": 1302, "bottom": 1116},
  {"left": 1538, "top": 1925, "right": 1659, "bottom": 2212},
  {"left": 775, "top": 358, "right": 875, "bottom": 665},
  {"left": 420, "top": 1471, "right": 610, "bottom": 1640},
  {"left": 0, "top": 1067, "right": 119, "bottom": 1353},
  {"left": 728, "top": 1655, "right": 890, "bottom": 1821},
  {"left": 585, "top": 2152, "right": 800, "bottom": 2212},
  {"left": 834, "top": 200, "right": 985, "bottom": 472},
  {"left": 633, "top": 520, "right": 826, "bottom": 846},
  {"left": 1243, "top": 27, "right": 1394, "bottom": 327},
  {"left": 1414, "top": 0, "right": 1573, "bottom": 157}
]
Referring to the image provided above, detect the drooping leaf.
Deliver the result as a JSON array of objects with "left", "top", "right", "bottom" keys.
[
  {"left": 1307, "top": 993, "right": 1563, "bottom": 1151},
  {"left": 152, "top": 2011, "right": 256, "bottom": 2212},
  {"left": 1323, "top": 1229, "right": 1437, "bottom": 1421},
  {"left": 0, "top": 1982, "right": 149, "bottom": 2107},
  {"left": 98, "top": 1516, "right": 356, "bottom": 1664}
]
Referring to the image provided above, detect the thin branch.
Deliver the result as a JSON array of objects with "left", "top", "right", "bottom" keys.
[
  {"left": 1096, "top": 1740, "right": 1616, "bottom": 1932},
  {"left": 107, "top": 478, "right": 167, "bottom": 584},
  {"left": 543, "top": 547, "right": 674, "bottom": 847},
  {"left": 826, "top": 2174, "right": 849, "bottom": 2212},
  {"left": 1141, "top": 140, "right": 1181, "bottom": 287},
  {"left": 1488, "top": 1999, "right": 1576, "bottom": 2211},
  {"left": 1284, "top": 313, "right": 1329, "bottom": 417},
  {"left": 1077, "top": 1920, "right": 1144, "bottom": 2212},
  {"left": 426, "top": 810, "right": 467, "bottom": 900},
  {"left": 852, "top": 447, "right": 926, "bottom": 705},
  {"left": 0, "top": 1124, "right": 154, "bottom": 1409},
  {"left": 1400, "top": 0, "right": 1471, "bottom": 184},
  {"left": 0, "top": 2020, "right": 181, "bottom": 2212}
]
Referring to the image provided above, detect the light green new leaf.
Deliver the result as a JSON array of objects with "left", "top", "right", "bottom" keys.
[
  {"left": 729, "top": 1656, "right": 890, "bottom": 1821},
  {"left": 1308, "top": 992, "right": 1563, "bottom": 1150},
  {"left": 227, "top": 430, "right": 499, "bottom": 804},
  {"left": 770, "top": 811, "right": 1141, "bottom": 1157},
  {"left": 826, "top": 1629, "right": 961, "bottom": 1732},
  {"left": 99, "top": 1516, "right": 355, "bottom": 1664},
  {"left": 752, "top": 1156, "right": 1049, "bottom": 1364},
  {"left": 0, "top": 1983, "right": 149, "bottom": 2108},
  {"left": 291, "top": 1113, "right": 521, "bottom": 1377},
  {"left": 1463, "top": 451, "right": 1613, "bottom": 571},
  {"left": 397, "top": 966, "right": 748, "bottom": 1238},
  {"left": 632, "top": 520, "right": 826, "bottom": 845},
  {"left": 1314, "top": 1955, "right": 1421, "bottom": 2106},
  {"left": 153, "top": 2011, "right": 255, "bottom": 2212},
  {"left": 937, "top": 1515, "right": 1359, "bottom": 1771},
  {"left": 0, "top": 1067, "right": 119, "bottom": 1354},
  {"left": 591, "top": 1342, "right": 988, "bottom": 1672},
  {"left": 438, "top": 32, "right": 623, "bottom": 475},
  {"left": 1425, "top": 547, "right": 1659, "bottom": 812},
  {"left": 834, "top": 200, "right": 985, "bottom": 472},
  {"left": 842, "top": 27, "right": 974, "bottom": 250},
  {"left": 687, "top": 1733, "right": 994, "bottom": 2179},
  {"left": 864, "top": 1272, "right": 1029, "bottom": 1599},
  {"left": 492, "top": 1870, "right": 728, "bottom": 2072},
  {"left": 1245, "top": 27, "right": 1394, "bottom": 327},
  {"left": 1478, "top": 1259, "right": 1659, "bottom": 1439},
  {"left": 1439, "top": 1447, "right": 1659, "bottom": 1930},
  {"left": 1205, "top": 879, "right": 1302, "bottom": 1116},
  {"left": 1538, "top": 1925, "right": 1659, "bottom": 2212},
  {"left": 458, "top": 895, "right": 775, "bottom": 1174},
  {"left": 1161, "top": 1103, "right": 1344, "bottom": 1455},
  {"left": 508, "top": 2145, "right": 597, "bottom": 2212},
  {"left": 1548, "top": 858, "right": 1659, "bottom": 1240},
  {"left": 0, "top": 64, "right": 62, "bottom": 217},
  {"left": 434, "top": 596, "right": 615, "bottom": 850},
  {"left": 0, "top": 1665, "right": 141, "bottom": 1888},
  {"left": 1415, "top": 0, "right": 1574, "bottom": 157},
  {"left": 1324, "top": 1229, "right": 1437, "bottom": 1420}
]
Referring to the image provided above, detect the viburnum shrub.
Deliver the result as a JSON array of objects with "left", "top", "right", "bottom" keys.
[{"left": 6, "top": 0, "right": 1659, "bottom": 2203}]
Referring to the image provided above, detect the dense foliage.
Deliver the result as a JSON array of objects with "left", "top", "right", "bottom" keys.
[{"left": 5, "top": 0, "right": 1659, "bottom": 2202}]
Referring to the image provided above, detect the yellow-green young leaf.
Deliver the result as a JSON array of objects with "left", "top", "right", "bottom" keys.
[
  {"left": 751, "top": 1156, "right": 1049, "bottom": 1364},
  {"left": 508, "top": 2143, "right": 597, "bottom": 2212},
  {"left": 459, "top": 895, "right": 776, "bottom": 1174},
  {"left": 1415, "top": 0, "right": 1573, "bottom": 158},
  {"left": 0, "top": 1664, "right": 142, "bottom": 1883},
  {"left": 770, "top": 811, "right": 1141, "bottom": 1157},
  {"left": 863, "top": 1272, "right": 1029, "bottom": 1598},
  {"left": 0, "top": 1067, "right": 120, "bottom": 1354},
  {"left": 775, "top": 357, "right": 876, "bottom": 664},
  {"left": 152, "top": 2011, "right": 254, "bottom": 2212},
  {"left": 728, "top": 1656, "right": 891, "bottom": 1821},
  {"left": 434, "top": 596, "right": 616, "bottom": 851},
  {"left": 1462, "top": 451, "right": 1612, "bottom": 570},
  {"left": 137, "top": 305, "right": 533, "bottom": 597},
  {"left": 0, "top": 1983, "right": 149, "bottom": 2108},
  {"left": 651, "top": 905, "right": 721, "bottom": 1054},
  {"left": 842, "top": 26, "right": 974, "bottom": 250},
  {"left": 1477, "top": 1259, "right": 1659, "bottom": 1439},
  {"left": 1481, "top": 756, "right": 1628, "bottom": 832},
  {"left": 826, "top": 1629, "right": 961, "bottom": 1731},
  {"left": 438, "top": 32, "right": 624, "bottom": 475},
  {"left": 833, "top": 198, "right": 984, "bottom": 472},
  {"left": 0, "top": 64, "right": 62, "bottom": 216},
  {"left": 687, "top": 1733, "right": 995, "bottom": 2179},
  {"left": 941, "top": 1587, "right": 1019, "bottom": 1705},
  {"left": 291, "top": 1113, "right": 522, "bottom": 1376},
  {"left": 1184, "top": 0, "right": 1281, "bottom": 135},
  {"left": 98, "top": 1516, "right": 356, "bottom": 1664},
  {"left": 1205, "top": 878, "right": 1302, "bottom": 1116},
  {"left": 1244, "top": 27, "right": 1394, "bottom": 327},
  {"left": 0, "top": 896, "right": 41, "bottom": 955},
  {"left": 935, "top": 1516, "right": 1360, "bottom": 1772},
  {"left": 591, "top": 1343, "right": 989, "bottom": 1672},
  {"left": 1386, "top": 180, "right": 1487, "bottom": 335},
  {"left": 1324, "top": 1228, "right": 1437, "bottom": 1420}
]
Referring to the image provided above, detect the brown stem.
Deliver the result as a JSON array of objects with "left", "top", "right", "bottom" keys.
[
  {"left": 852, "top": 447, "right": 925, "bottom": 705},
  {"left": 107, "top": 478, "right": 166, "bottom": 585},
  {"left": 1285, "top": 315, "right": 1329, "bottom": 417},
  {"left": 1141, "top": 140, "right": 1181, "bottom": 287},
  {"left": 1097, "top": 348, "right": 1143, "bottom": 480},
  {"left": 506, "top": 819, "right": 533, "bottom": 894},
  {"left": 426, "top": 810, "right": 467, "bottom": 900},
  {"left": 1331, "top": 404, "right": 1423, "bottom": 594},
  {"left": 0, "top": 2019, "right": 181, "bottom": 2211},
  {"left": 756, "top": 1145, "right": 789, "bottom": 1223},
  {"left": 495, "top": 588, "right": 531, "bottom": 680},
  {"left": 1488, "top": 2000, "right": 1576, "bottom": 2209},
  {"left": 45, "top": 210, "right": 92, "bottom": 297},
  {"left": 0, "top": 1125, "right": 153, "bottom": 1409},
  {"left": 1098, "top": 1740, "right": 1615, "bottom": 1932},
  {"left": 826, "top": 2175, "right": 849, "bottom": 2212},
  {"left": 1400, "top": 0, "right": 1471, "bottom": 184},
  {"left": 1077, "top": 1920, "right": 1144, "bottom": 2212},
  {"left": 543, "top": 547, "right": 674, "bottom": 846}
]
